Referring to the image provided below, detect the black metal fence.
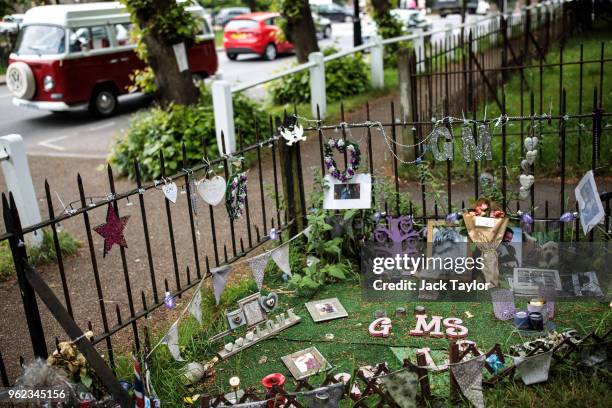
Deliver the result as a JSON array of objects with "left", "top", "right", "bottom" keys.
[{"left": 0, "top": 0, "right": 609, "bottom": 402}]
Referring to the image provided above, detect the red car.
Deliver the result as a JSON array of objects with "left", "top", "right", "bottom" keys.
[{"left": 223, "top": 12, "right": 293, "bottom": 61}]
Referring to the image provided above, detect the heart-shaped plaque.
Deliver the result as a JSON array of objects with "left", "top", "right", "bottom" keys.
[
  {"left": 224, "top": 342, "right": 234, "bottom": 352},
  {"left": 162, "top": 181, "right": 178, "bottom": 203},
  {"left": 234, "top": 337, "right": 244, "bottom": 347},
  {"left": 519, "top": 174, "right": 534, "bottom": 189},
  {"left": 524, "top": 136, "right": 539, "bottom": 151},
  {"left": 519, "top": 187, "right": 530, "bottom": 200},
  {"left": 259, "top": 292, "right": 278, "bottom": 313},
  {"left": 245, "top": 331, "right": 255, "bottom": 341},
  {"left": 526, "top": 150, "right": 538, "bottom": 165},
  {"left": 197, "top": 175, "right": 226, "bottom": 206}
]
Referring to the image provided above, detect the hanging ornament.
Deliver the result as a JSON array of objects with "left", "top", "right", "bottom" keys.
[
  {"left": 162, "top": 179, "right": 178, "bottom": 203},
  {"left": 279, "top": 122, "right": 306, "bottom": 146},
  {"left": 164, "top": 291, "right": 176, "bottom": 310},
  {"left": 518, "top": 211, "right": 534, "bottom": 224},
  {"left": 197, "top": 175, "right": 226, "bottom": 206},
  {"left": 461, "top": 125, "right": 492, "bottom": 162},
  {"left": 93, "top": 203, "right": 130, "bottom": 258},
  {"left": 324, "top": 138, "right": 361, "bottom": 182},
  {"left": 427, "top": 125, "right": 453, "bottom": 161},
  {"left": 226, "top": 172, "right": 248, "bottom": 220},
  {"left": 560, "top": 212, "right": 578, "bottom": 222},
  {"left": 269, "top": 228, "right": 279, "bottom": 240}
]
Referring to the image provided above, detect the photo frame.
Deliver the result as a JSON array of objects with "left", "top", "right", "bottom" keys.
[
  {"left": 305, "top": 297, "right": 348, "bottom": 323},
  {"left": 575, "top": 170, "right": 605, "bottom": 235},
  {"left": 281, "top": 347, "right": 329, "bottom": 380},
  {"left": 237, "top": 293, "right": 266, "bottom": 327},
  {"left": 513, "top": 267, "right": 562, "bottom": 295},
  {"left": 571, "top": 271, "right": 604, "bottom": 297},
  {"left": 323, "top": 173, "right": 371, "bottom": 210}
]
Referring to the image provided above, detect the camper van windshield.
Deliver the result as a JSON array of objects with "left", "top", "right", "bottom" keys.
[{"left": 15, "top": 25, "right": 66, "bottom": 55}]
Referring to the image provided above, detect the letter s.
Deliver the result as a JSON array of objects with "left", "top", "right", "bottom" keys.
[{"left": 443, "top": 317, "right": 468, "bottom": 339}]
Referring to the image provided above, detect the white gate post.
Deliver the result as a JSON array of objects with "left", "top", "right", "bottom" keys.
[
  {"left": 0, "top": 134, "right": 42, "bottom": 247},
  {"left": 308, "top": 52, "right": 326, "bottom": 119},
  {"left": 212, "top": 80, "right": 236, "bottom": 154},
  {"left": 413, "top": 28, "right": 425, "bottom": 73},
  {"left": 370, "top": 35, "right": 384, "bottom": 89}
]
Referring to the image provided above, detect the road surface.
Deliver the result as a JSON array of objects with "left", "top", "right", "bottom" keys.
[{"left": 0, "top": 15, "right": 490, "bottom": 158}]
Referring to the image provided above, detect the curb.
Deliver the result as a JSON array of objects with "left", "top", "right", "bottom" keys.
[{"left": 0, "top": 75, "right": 5, "bottom": 85}]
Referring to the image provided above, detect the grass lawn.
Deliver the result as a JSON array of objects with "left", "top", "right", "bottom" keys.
[{"left": 121, "top": 266, "right": 611, "bottom": 407}]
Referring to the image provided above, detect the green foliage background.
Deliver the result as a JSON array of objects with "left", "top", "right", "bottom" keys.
[
  {"left": 109, "top": 86, "right": 267, "bottom": 181},
  {"left": 268, "top": 47, "right": 369, "bottom": 105}
]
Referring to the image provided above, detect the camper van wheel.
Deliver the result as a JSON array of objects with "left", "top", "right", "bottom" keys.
[
  {"left": 89, "top": 85, "right": 118, "bottom": 118},
  {"left": 227, "top": 53, "right": 237, "bottom": 61}
]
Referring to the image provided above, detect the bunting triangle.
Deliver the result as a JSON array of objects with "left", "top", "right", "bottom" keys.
[
  {"left": 188, "top": 284, "right": 203, "bottom": 324},
  {"left": 248, "top": 252, "right": 271, "bottom": 289},
  {"left": 162, "top": 323, "right": 184, "bottom": 361},
  {"left": 271, "top": 244, "right": 291, "bottom": 276},
  {"left": 211, "top": 265, "right": 231, "bottom": 305},
  {"left": 451, "top": 354, "right": 485, "bottom": 408}
]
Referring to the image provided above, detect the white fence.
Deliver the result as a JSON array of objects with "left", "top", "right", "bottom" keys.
[{"left": 212, "top": 0, "right": 566, "bottom": 154}]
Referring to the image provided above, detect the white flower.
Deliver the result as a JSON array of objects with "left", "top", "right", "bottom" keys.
[
  {"left": 328, "top": 139, "right": 335, "bottom": 147},
  {"left": 337, "top": 139, "right": 345, "bottom": 147},
  {"left": 328, "top": 166, "right": 335, "bottom": 172},
  {"left": 347, "top": 144, "right": 355, "bottom": 151}
]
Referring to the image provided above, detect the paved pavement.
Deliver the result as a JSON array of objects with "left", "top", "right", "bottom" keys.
[{"left": 0, "top": 15, "right": 490, "bottom": 158}]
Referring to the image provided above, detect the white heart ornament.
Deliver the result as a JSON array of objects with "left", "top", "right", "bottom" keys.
[
  {"left": 524, "top": 137, "right": 539, "bottom": 151},
  {"left": 245, "top": 331, "right": 255, "bottom": 341},
  {"left": 224, "top": 342, "right": 234, "bottom": 352},
  {"left": 234, "top": 337, "right": 244, "bottom": 347},
  {"left": 520, "top": 159, "right": 530, "bottom": 172},
  {"left": 197, "top": 176, "right": 226, "bottom": 206},
  {"left": 519, "top": 187, "right": 530, "bottom": 200},
  {"left": 519, "top": 174, "right": 534, "bottom": 189},
  {"left": 526, "top": 149, "right": 538, "bottom": 165},
  {"left": 162, "top": 182, "right": 178, "bottom": 203}
]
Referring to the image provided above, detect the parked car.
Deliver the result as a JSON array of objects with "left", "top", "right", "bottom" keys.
[
  {"left": 0, "top": 14, "right": 25, "bottom": 35},
  {"left": 433, "top": 0, "right": 490, "bottom": 17},
  {"left": 313, "top": 13, "right": 332, "bottom": 39},
  {"left": 6, "top": 1, "right": 217, "bottom": 117},
  {"left": 214, "top": 7, "right": 250, "bottom": 27},
  {"left": 391, "top": 9, "right": 433, "bottom": 32},
  {"left": 223, "top": 12, "right": 293, "bottom": 61},
  {"left": 311, "top": 3, "right": 353, "bottom": 22}
]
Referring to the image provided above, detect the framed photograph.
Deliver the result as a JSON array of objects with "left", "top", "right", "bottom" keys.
[
  {"left": 575, "top": 170, "right": 605, "bottom": 235},
  {"left": 571, "top": 271, "right": 604, "bottom": 297},
  {"left": 226, "top": 309, "right": 247, "bottom": 330},
  {"left": 323, "top": 174, "right": 371, "bottom": 210},
  {"left": 305, "top": 297, "right": 348, "bottom": 323},
  {"left": 497, "top": 225, "right": 522, "bottom": 269},
  {"left": 237, "top": 293, "right": 266, "bottom": 327},
  {"left": 513, "top": 267, "right": 562, "bottom": 295},
  {"left": 281, "top": 347, "right": 328, "bottom": 380}
]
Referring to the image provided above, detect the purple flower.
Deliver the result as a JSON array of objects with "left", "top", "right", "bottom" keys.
[
  {"left": 560, "top": 212, "right": 578, "bottom": 222},
  {"left": 520, "top": 212, "right": 534, "bottom": 224},
  {"left": 446, "top": 212, "right": 459, "bottom": 223},
  {"left": 164, "top": 292, "right": 175, "bottom": 309}
]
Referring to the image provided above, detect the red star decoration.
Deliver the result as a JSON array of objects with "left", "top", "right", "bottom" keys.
[{"left": 94, "top": 203, "right": 130, "bottom": 257}]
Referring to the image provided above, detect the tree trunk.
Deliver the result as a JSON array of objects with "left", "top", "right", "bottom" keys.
[
  {"left": 370, "top": 0, "right": 392, "bottom": 16},
  {"left": 283, "top": 0, "right": 319, "bottom": 64},
  {"left": 142, "top": 33, "right": 199, "bottom": 106},
  {"left": 133, "top": 0, "right": 199, "bottom": 106}
]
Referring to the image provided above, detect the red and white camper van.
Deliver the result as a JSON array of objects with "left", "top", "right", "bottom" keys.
[{"left": 6, "top": 1, "right": 217, "bottom": 117}]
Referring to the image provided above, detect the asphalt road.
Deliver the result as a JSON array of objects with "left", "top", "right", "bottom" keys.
[{"left": 0, "top": 15, "right": 489, "bottom": 158}]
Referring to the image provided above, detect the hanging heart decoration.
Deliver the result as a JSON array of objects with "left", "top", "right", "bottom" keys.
[
  {"left": 162, "top": 181, "right": 178, "bottom": 203},
  {"left": 519, "top": 174, "right": 535, "bottom": 189},
  {"left": 519, "top": 187, "right": 530, "bottom": 200},
  {"left": 197, "top": 175, "right": 226, "bottom": 206},
  {"left": 524, "top": 136, "right": 539, "bottom": 151},
  {"left": 520, "top": 159, "right": 530, "bottom": 172},
  {"left": 526, "top": 149, "right": 538, "bottom": 165}
]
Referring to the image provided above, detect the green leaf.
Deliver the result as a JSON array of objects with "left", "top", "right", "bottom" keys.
[
  {"left": 300, "top": 275, "right": 320, "bottom": 289},
  {"left": 81, "top": 374, "right": 93, "bottom": 389},
  {"left": 325, "top": 264, "right": 346, "bottom": 280},
  {"left": 343, "top": 209, "right": 358, "bottom": 221}
]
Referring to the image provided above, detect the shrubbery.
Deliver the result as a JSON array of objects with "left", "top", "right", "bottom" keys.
[
  {"left": 109, "top": 85, "right": 267, "bottom": 181},
  {"left": 269, "top": 47, "right": 369, "bottom": 105}
]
